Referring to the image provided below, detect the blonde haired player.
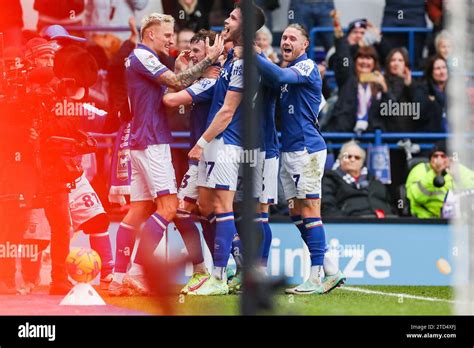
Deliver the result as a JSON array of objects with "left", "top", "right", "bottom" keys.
[{"left": 109, "top": 13, "right": 224, "bottom": 295}]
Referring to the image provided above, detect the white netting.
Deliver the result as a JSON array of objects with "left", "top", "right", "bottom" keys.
[{"left": 448, "top": 0, "right": 474, "bottom": 314}]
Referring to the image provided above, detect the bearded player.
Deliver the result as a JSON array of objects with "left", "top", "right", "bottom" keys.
[
  {"left": 256, "top": 24, "right": 345, "bottom": 294},
  {"left": 186, "top": 3, "right": 266, "bottom": 296}
]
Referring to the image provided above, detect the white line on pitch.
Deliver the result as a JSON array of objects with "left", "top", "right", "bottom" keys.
[{"left": 339, "top": 286, "right": 457, "bottom": 304}]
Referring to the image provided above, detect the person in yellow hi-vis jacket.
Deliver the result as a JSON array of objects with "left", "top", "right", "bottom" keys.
[{"left": 406, "top": 142, "right": 474, "bottom": 218}]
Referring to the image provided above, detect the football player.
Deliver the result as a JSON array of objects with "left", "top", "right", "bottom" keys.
[
  {"left": 256, "top": 24, "right": 345, "bottom": 294},
  {"left": 186, "top": 3, "right": 266, "bottom": 295},
  {"left": 109, "top": 13, "right": 223, "bottom": 295},
  {"left": 162, "top": 29, "right": 221, "bottom": 294}
]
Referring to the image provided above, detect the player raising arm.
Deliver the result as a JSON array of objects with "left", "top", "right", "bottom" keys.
[
  {"left": 256, "top": 24, "right": 346, "bottom": 295},
  {"left": 185, "top": 3, "right": 266, "bottom": 296},
  {"left": 162, "top": 30, "right": 221, "bottom": 295},
  {"left": 108, "top": 13, "right": 223, "bottom": 296}
]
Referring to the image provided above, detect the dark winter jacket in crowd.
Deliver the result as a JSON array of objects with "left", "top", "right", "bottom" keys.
[
  {"left": 382, "top": 74, "right": 417, "bottom": 132},
  {"left": 382, "top": 0, "right": 426, "bottom": 27},
  {"left": 161, "top": 0, "right": 213, "bottom": 32},
  {"left": 413, "top": 80, "right": 447, "bottom": 133},
  {"left": 322, "top": 37, "right": 389, "bottom": 132},
  {"left": 322, "top": 168, "right": 394, "bottom": 217}
]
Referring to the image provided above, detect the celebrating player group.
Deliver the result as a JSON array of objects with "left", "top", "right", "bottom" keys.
[{"left": 110, "top": 2, "right": 346, "bottom": 297}]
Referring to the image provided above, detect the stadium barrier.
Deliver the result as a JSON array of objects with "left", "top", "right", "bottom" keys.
[
  {"left": 71, "top": 220, "right": 458, "bottom": 286},
  {"left": 309, "top": 26, "right": 432, "bottom": 72},
  {"left": 92, "top": 131, "right": 450, "bottom": 151}
]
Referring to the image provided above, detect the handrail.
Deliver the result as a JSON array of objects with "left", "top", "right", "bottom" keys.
[
  {"left": 92, "top": 131, "right": 456, "bottom": 151},
  {"left": 309, "top": 26, "right": 432, "bottom": 70}
]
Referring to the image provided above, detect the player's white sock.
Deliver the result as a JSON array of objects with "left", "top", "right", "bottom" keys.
[
  {"left": 212, "top": 267, "right": 226, "bottom": 281},
  {"left": 193, "top": 262, "right": 208, "bottom": 275},
  {"left": 128, "top": 263, "right": 144, "bottom": 276},
  {"left": 309, "top": 265, "right": 323, "bottom": 284},
  {"left": 323, "top": 254, "right": 338, "bottom": 276},
  {"left": 113, "top": 272, "right": 125, "bottom": 284}
]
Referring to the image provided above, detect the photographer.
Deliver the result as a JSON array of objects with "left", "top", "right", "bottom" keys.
[
  {"left": 0, "top": 37, "right": 101, "bottom": 295},
  {"left": 406, "top": 142, "right": 474, "bottom": 218},
  {"left": 1, "top": 38, "right": 73, "bottom": 294},
  {"left": 18, "top": 41, "right": 114, "bottom": 294}
]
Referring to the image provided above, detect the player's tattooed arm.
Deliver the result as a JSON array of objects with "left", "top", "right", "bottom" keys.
[
  {"left": 157, "top": 35, "right": 224, "bottom": 90},
  {"left": 158, "top": 57, "right": 212, "bottom": 90}
]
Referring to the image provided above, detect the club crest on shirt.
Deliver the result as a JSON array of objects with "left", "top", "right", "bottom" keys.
[
  {"left": 281, "top": 84, "right": 289, "bottom": 98},
  {"left": 220, "top": 68, "right": 229, "bottom": 80}
]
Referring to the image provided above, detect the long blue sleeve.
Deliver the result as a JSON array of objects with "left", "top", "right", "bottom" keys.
[{"left": 256, "top": 53, "right": 300, "bottom": 84}]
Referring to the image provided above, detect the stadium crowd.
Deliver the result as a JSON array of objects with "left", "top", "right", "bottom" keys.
[
  {"left": 0, "top": 0, "right": 473, "bottom": 296},
  {"left": 0, "top": 0, "right": 466, "bottom": 219}
]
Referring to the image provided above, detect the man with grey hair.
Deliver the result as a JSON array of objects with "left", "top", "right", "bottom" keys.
[
  {"left": 108, "top": 12, "right": 224, "bottom": 296},
  {"left": 322, "top": 140, "right": 394, "bottom": 218}
]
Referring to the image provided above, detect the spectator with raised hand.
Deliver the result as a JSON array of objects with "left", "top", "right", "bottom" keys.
[
  {"left": 288, "top": 0, "right": 335, "bottom": 51},
  {"left": 383, "top": 47, "right": 416, "bottom": 132},
  {"left": 322, "top": 141, "right": 394, "bottom": 218},
  {"left": 325, "top": 11, "right": 387, "bottom": 72},
  {"left": 322, "top": 43, "right": 389, "bottom": 134},
  {"left": 414, "top": 55, "right": 448, "bottom": 133}
]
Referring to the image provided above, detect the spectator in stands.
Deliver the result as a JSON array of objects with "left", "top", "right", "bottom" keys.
[
  {"left": 41, "top": 24, "right": 87, "bottom": 46},
  {"left": 85, "top": 0, "right": 148, "bottom": 42},
  {"left": 0, "top": 0, "right": 23, "bottom": 48},
  {"left": 288, "top": 0, "right": 335, "bottom": 51},
  {"left": 161, "top": 0, "right": 213, "bottom": 33},
  {"left": 382, "top": 47, "right": 416, "bottom": 132},
  {"left": 433, "top": 30, "right": 458, "bottom": 70},
  {"left": 427, "top": 0, "right": 445, "bottom": 56},
  {"left": 325, "top": 12, "right": 387, "bottom": 72},
  {"left": 381, "top": 0, "right": 427, "bottom": 69},
  {"left": 255, "top": 25, "right": 280, "bottom": 65},
  {"left": 322, "top": 141, "right": 395, "bottom": 218},
  {"left": 254, "top": 0, "right": 280, "bottom": 31},
  {"left": 406, "top": 142, "right": 474, "bottom": 218},
  {"left": 414, "top": 55, "right": 448, "bottom": 133},
  {"left": 177, "top": 28, "right": 195, "bottom": 52},
  {"left": 34, "top": 0, "right": 85, "bottom": 33},
  {"left": 322, "top": 45, "right": 389, "bottom": 134},
  {"left": 107, "top": 17, "right": 139, "bottom": 125},
  {"left": 325, "top": 16, "right": 366, "bottom": 70}
]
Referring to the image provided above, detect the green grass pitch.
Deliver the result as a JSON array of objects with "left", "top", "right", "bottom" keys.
[{"left": 102, "top": 285, "right": 454, "bottom": 315}]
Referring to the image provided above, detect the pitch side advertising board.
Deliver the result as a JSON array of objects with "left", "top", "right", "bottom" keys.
[{"left": 74, "top": 222, "right": 459, "bottom": 286}]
